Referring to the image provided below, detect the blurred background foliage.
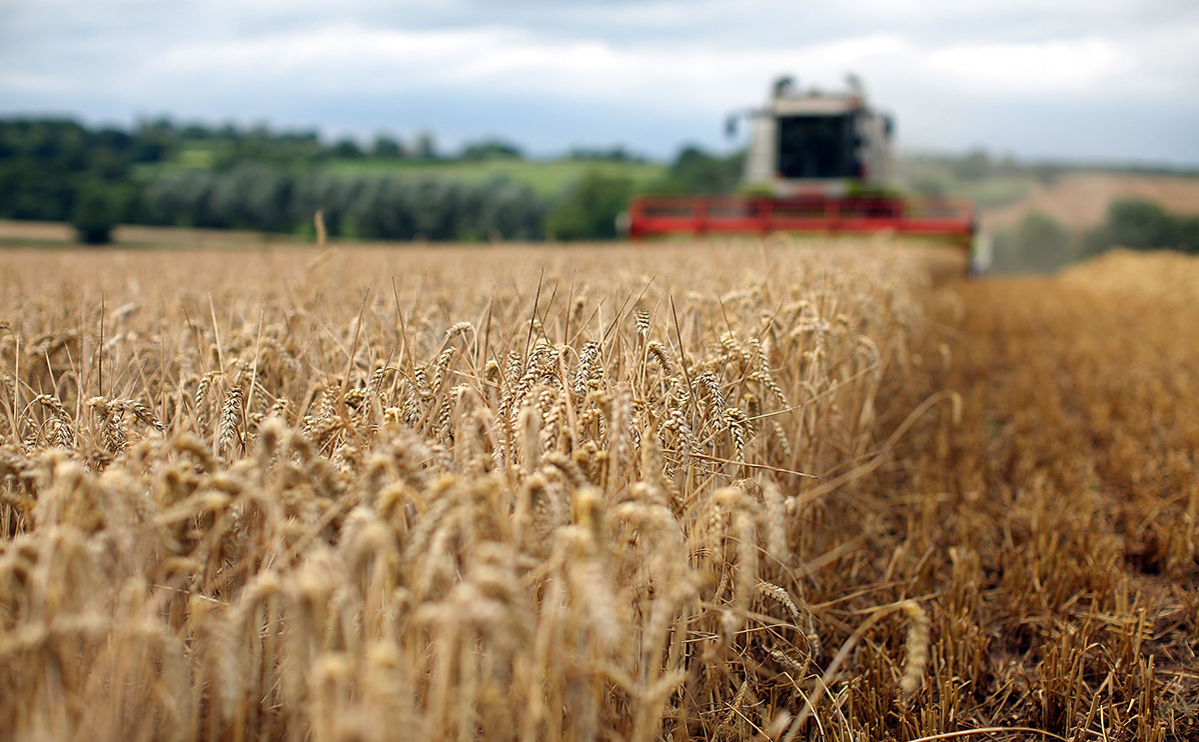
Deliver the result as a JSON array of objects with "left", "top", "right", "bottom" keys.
[
  {"left": 0, "top": 117, "right": 730, "bottom": 242},
  {"left": 990, "top": 200, "right": 1199, "bottom": 274},
  {"left": 3, "top": 117, "right": 1199, "bottom": 255},
  {"left": 1083, "top": 200, "right": 1199, "bottom": 256},
  {"left": 142, "top": 166, "right": 548, "bottom": 241},
  {"left": 543, "top": 171, "right": 634, "bottom": 241},
  {"left": 990, "top": 211, "right": 1077, "bottom": 274}
]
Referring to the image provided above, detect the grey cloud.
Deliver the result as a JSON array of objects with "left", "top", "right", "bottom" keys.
[{"left": 1, "top": 0, "right": 1197, "bottom": 164}]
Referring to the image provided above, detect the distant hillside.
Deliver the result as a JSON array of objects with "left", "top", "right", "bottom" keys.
[{"left": 979, "top": 172, "right": 1199, "bottom": 233}]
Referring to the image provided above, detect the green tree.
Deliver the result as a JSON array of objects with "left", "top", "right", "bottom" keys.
[
  {"left": 71, "top": 182, "right": 118, "bottom": 244},
  {"left": 460, "top": 138, "right": 523, "bottom": 161},
  {"left": 992, "top": 210, "right": 1075, "bottom": 273},
  {"left": 544, "top": 170, "right": 633, "bottom": 240},
  {"left": 567, "top": 146, "right": 641, "bottom": 162},
  {"left": 1083, "top": 199, "right": 1199, "bottom": 255},
  {"left": 330, "top": 139, "right": 364, "bottom": 159},
  {"left": 372, "top": 135, "right": 404, "bottom": 158},
  {"left": 411, "top": 131, "right": 438, "bottom": 160},
  {"left": 643, "top": 146, "right": 743, "bottom": 195}
]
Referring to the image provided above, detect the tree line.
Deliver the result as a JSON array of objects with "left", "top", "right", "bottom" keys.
[
  {"left": 0, "top": 117, "right": 742, "bottom": 244},
  {"left": 991, "top": 199, "right": 1199, "bottom": 274},
  {"left": 143, "top": 165, "right": 547, "bottom": 241}
]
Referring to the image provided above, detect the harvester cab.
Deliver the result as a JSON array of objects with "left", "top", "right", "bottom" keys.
[
  {"left": 628, "top": 75, "right": 987, "bottom": 273},
  {"left": 740, "top": 75, "right": 894, "bottom": 197}
]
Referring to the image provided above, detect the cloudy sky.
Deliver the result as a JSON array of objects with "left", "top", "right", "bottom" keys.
[{"left": 2, "top": 0, "right": 1198, "bottom": 164}]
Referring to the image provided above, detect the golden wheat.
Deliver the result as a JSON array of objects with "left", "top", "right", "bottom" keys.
[{"left": 0, "top": 240, "right": 1194, "bottom": 741}]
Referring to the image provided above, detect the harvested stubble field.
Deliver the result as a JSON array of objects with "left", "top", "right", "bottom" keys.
[{"left": 0, "top": 239, "right": 1196, "bottom": 742}]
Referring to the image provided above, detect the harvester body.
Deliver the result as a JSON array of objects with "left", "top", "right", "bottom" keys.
[
  {"left": 627, "top": 76, "right": 976, "bottom": 251},
  {"left": 742, "top": 76, "right": 894, "bottom": 196}
]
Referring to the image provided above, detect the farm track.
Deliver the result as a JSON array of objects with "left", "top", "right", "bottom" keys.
[{"left": 0, "top": 242, "right": 1197, "bottom": 740}]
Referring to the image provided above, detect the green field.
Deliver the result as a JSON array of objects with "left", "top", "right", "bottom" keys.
[
  {"left": 897, "top": 157, "right": 1036, "bottom": 208},
  {"left": 130, "top": 150, "right": 668, "bottom": 197},
  {"left": 324, "top": 156, "right": 666, "bottom": 196}
]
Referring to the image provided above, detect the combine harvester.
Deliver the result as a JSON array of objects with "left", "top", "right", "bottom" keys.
[{"left": 627, "top": 76, "right": 988, "bottom": 271}]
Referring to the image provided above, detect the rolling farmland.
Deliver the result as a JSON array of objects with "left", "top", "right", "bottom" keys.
[
  {"left": 980, "top": 172, "right": 1199, "bottom": 233},
  {"left": 0, "top": 238, "right": 1196, "bottom": 741}
]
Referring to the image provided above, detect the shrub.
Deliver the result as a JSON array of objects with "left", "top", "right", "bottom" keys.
[
  {"left": 642, "top": 146, "right": 743, "bottom": 195},
  {"left": 70, "top": 182, "right": 118, "bottom": 244},
  {"left": 1084, "top": 199, "right": 1199, "bottom": 255},
  {"left": 544, "top": 170, "right": 634, "bottom": 240},
  {"left": 991, "top": 210, "right": 1075, "bottom": 273}
]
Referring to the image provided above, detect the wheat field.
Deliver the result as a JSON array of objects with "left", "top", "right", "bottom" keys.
[{"left": 0, "top": 239, "right": 1195, "bottom": 741}]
